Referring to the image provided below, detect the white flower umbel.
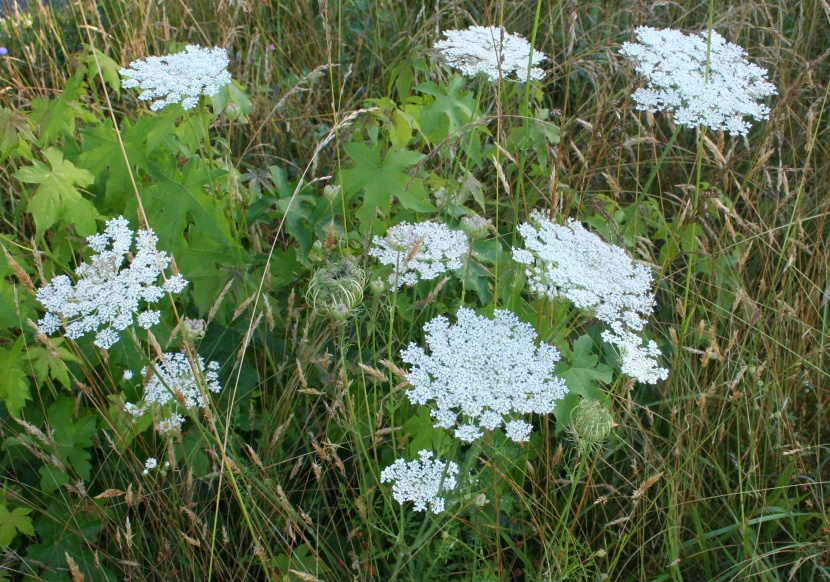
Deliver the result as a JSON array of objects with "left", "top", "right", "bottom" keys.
[
  {"left": 402, "top": 307, "right": 568, "bottom": 443},
  {"left": 36, "top": 216, "right": 188, "bottom": 350},
  {"left": 434, "top": 25, "right": 547, "bottom": 82},
  {"left": 601, "top": 322, "right": 668, "bottom": 384},
  {"left": 513, "top": 212, "right": 655, "bottom": 331},
  {"left": 127, "top": 351, "right": 222, "bottom": 432},
  {"left": 513, "top": 212, "right": 668, "bottom": 384},
  {"left": 619, "top": 27, "right": 776, "bottom": 136},
  {"left": 120, "top": 45, "right": 232, "bottom": 111},
  {"left": 380, "top": 450, "right": 459, "bottom": 514},
  {"left": 369, "top": 221, "right": 468, "bottom": 289}
]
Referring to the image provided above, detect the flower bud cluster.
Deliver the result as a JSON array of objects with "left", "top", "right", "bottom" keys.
[
  {"left": 36, "top": 216, "right": 188, "bottom": 350},
  {"left": 306, "top": 258, "right": 365, "bottom": 321}
]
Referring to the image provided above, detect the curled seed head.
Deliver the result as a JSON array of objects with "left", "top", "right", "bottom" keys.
[{"left": 306, "top": 258, "right": 366, "bottom": 320}]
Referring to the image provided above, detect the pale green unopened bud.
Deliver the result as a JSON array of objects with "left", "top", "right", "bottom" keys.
[
  {"left": 306, "top": 258, "right": 366, "bottom": 321},
  {"left": 225, "top": 102, "right": 242, "bottom": 121},
  {"left": 569, "top": 400, "right": 615, "bottom": 452},
  {"left": 182, "top": 318, "right": 206, "bottom": 340},
  {"left": 460, "top": 215, "right": 492, "bottom": 240},
  {"left": 323, "top": 184, "right": 342, "bottom": 202},
  {"left": 369, "top": 277, "right": 385, "bottom": 295}
]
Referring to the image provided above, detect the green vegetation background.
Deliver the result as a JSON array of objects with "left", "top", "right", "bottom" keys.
[{"left": 0, "top": 0, "right": 827, "bottom": 580}]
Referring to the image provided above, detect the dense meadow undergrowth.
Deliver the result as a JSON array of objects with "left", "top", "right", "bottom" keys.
[{"left": 0, "top": 0, "right": 828, "bottom": 580}]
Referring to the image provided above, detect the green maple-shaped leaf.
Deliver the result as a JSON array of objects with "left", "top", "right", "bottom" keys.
[
  {"left": 413, "top": 76, "right": 476, "bottom": 144},
  {"left": 341, "top": 142, "right": 436, "bottom": 226},
  {"left": 81, "top": 47, "right": 122, "bottom": 97},
  {"left": 0, "top": 504, "right": 35, "bottom": 546},
  {"left": 144, "top": 156, "right": 243, "bottom": 269},
  {"left": 24, "top": 340, "right": 80, "bottom": 390},
  {"left": 14, "top": 147, "right": 98, "bottom": 235},
  {"left": 0, "top": 337, "right": 32, "bottom": 418},
  {"left": 553, "top": 334, "right": 613, "bottom": 432}
]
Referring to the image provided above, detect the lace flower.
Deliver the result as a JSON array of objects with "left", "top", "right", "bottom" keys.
[
  {"left": 36, "top": 216, "right": 188, "bottom": 350},
  {"left": 369, "top": 222, "right": 467, "bottom": 289},
  {"left": 125, "top": 351, "right": 222, "bottom": 432},
  {"left": 434, "top": 25, "right": 547, "bottom": 82},
  {"left": 601, "top": 322, "right": 668, "bottom": 385},
  {"left": 120, "top": 45, "right": 232, "bottom": 111},
  {"left": 620, "top": 27, "right": 776, "bottom": 136},
  {"left": 380, "top": 450, "right": 459, "bottom": 514},
  {"left": 513, "top": 212, "right": 667, "bottom": 384},
  {"left": 513, "top": 212, "right": 655, "bottom": 331},
  {"left": 401, "top": 307, "right": 568, "bottom": 443}
]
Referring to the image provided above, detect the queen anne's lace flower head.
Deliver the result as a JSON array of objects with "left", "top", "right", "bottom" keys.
[
  {"left": 619, "top": 27, "right": 776, "bottom": 136},
  {"left": 434, "top": 25, "right": 547, "bottom": 82},
  {"left": 369, "top": 221, "right": 468, "bottom": 289},
  {"left": 124, "top": 351, "right": 222, "bottom": 432},
  {"left": 401, "top": 307, "right": 568, "bottom": 443},
  {"left": 513, "top": 212, "right": 655, "bottom": 331},
  {"left": 120, "top": 45, "right": 232, "bottom": 111},
  {"left": 36, "top": 216, "right": 188, "bottom": 350},
  {"left": 513, "top": 212, "right": 668, "bottom": 384},
  {"left": 380, "top": 450, "right": 459, "bottom": 514}
]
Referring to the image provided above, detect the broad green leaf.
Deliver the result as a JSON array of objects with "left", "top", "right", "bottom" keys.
[
  {"left": 14, "top": 147, "right": 98, "bottom": 235},
  {"left": 82, "top": 47, "right": 121, "bottom": 96},
  {"left": 413, "top": 76, "right": 476, "bottom": 144},
  {"left": 0, "top": 108, "right": 35, "bottom": 162},
  {"left": 47, "top": 397, "right": 97, "bottom": 481},
  {"left": 403, "top": 406, "right": 452, "bottom": 457},
  {"left": 27, "top": 501, "right": 109, "bottom": 580},
  {"left": 211, "top": 80, "right": 253, "bottom": 119},
  {"left": 144, "top": 156, "right": 242, "bottom": 269},
  {"left": 29, "top": 75, "right": 84, "bottom": 147},
  {"left": 0, "top": 504, "right": 35, "bottom": 546},
  {"left": 23, "top": 340, "right": 79, "bottom": 390},
  {"left": 77, "top": 121, "right": 147, "bottom": 207},
  {"left": 553, "top": 334, "right": 612, "bottom": 432},
  {"left": 0, "top": 337, "right": 32, "bottom": 418},
  {"left": 341, "top": 142, "right": 435, "bottom": 226}
]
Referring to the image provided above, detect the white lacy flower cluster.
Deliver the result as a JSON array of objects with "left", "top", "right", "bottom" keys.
[
  {"left": 124, "top": 351, "right": 222, "bottom": 432},
  {"left": 369, "top": 221, "right": 467, "bottom": 289},
  {"left": 36, "top": 216, "right": 188, "bottom": 350},
  {"left": 402, "top": 307, "right": 568, "bottom": 443},
  {"left": 380, "top": 450, "right": 459, "bottom": 514},
  {"left": 513, "top": 212, "right": 667, "bottom": 384},
  {"left": 434, "top": 25, "right": 547, "bottom": 82},
  {"left": 120, "top": 45, "right": 232, "bottom": 111},
  {"left": 620, "top": 27, "right": 776, "bottom": 136}
]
